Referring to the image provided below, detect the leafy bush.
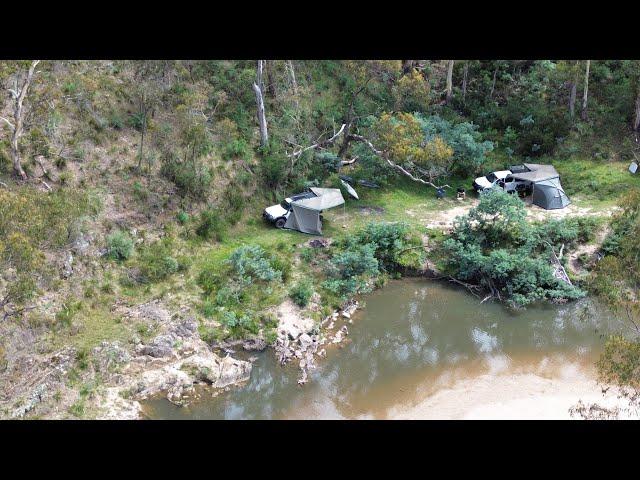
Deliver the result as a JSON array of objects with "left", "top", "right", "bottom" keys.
[
  {"left": 442, "top": 189, "right": 585, "bottom": 307},
  {"left": 601, "top": 190, "right": 640, "bottom": 257},
  {"left": 195, "top": 209, "right": 226, "bottom": 241},
  {"left": 329, "top": 243, "right": 379, "bottom": 280},
  {"left": 533, "top": 216, "right": 600, "bottom": 249},
  {"left": 198, "top": 244, "right": 282, "bottom": 299},
  {"left": 176, "top": 211, "right": 189, "bottom": 224},
  {"left": 416, "top": 114, "right": 494, "bottom": 175},
  {"left": 108, "top": 112, "right": 124, "bottom": 129},
  {"left": 106, "top": 230, "right": 134, "bottom": 261},
  {"left": 343, "top": 222, "right": 424, "bottom": 272},
  {"left": 160, "top": 152, "right": 213, "bottom": 200},
  {"left": 136, "top": 238, "right": 181, "bottom": 283},
  {"left": 55, "top": 300, "right": 83, "bottom": 328},
  {"left": 132, "top": 181, "right": 148, "bottom": 201},
  {"left": 227, "top": 245, "right": 282, "bottom": 283},
  {"left": 289, "top": 280, "right": 314, "bottom": 307},
  {"left": 222, "top": 138, "right": 249, "bottom": 160},
  {"left": 219, "top": 311, "right": 260, "bottom": 338},
  {"left": 197, "top": 244, "right": 284, "bottom": 340},
  {"left": 322, "top": 222, "right": 424, "bottom": 300},
  {"left": 259, "top": 153, "right": 288, "bottom": 190}
]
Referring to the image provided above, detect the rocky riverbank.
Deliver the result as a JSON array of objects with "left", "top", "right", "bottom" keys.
[
  {"left": 274, "top": 297, "right": 359, "bottom": 386},
  {"left": 1, "top": 300, "right": 254, "bottom": 420}
]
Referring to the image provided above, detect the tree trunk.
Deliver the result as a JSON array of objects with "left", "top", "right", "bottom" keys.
[
  {"left": 137, "top": 94, "right": 146, "bottom": 171},
  {"left": 633, "top": 85, "right": 640, "bottom": 132},
  {"left": 569, "top": 60, "right": 580, "bottom": 119},
  {"left": 490, "top": 65, "right": 498, "bottom": 99},
  {"left": 2, "top": 60, "right": 40, "bottom": 180},
  {"left": 445, "top": 60, "right": 454, "bottom": 104},
  {"left": 265, "top": 60, "right": 277, "bottom": 98},
  {"left": 286, "top": 60, "right": 298, "bottom": 95},
  {"left": 253, "top": 61, "right": 268, "bottom": 148},
  {"left": 138, "top": 116, "right": 146, "bottom": 171},
  {"left": 256, "top": 60, "right": 264, "bottom": 93},
  {"left": 581, "top": 60, "right": 590, "bottom": 121},
  {"left": 462, "top": 62, "right": 469, "bottom": 104},
  {"left": 401, "top": 60, "right": 415, "bottom": 76}
]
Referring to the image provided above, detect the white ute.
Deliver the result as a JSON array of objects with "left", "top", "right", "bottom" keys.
[
  {"left": 263, "top": 191, "right": 317, "bottom": 228},
  {"left": 472, "top": 170, "right": 512, "bottom": 192}
]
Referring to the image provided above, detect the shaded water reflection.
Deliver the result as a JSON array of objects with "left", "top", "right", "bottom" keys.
[{"left": 143, "top": 279, "right": 622, "bottom": 419}]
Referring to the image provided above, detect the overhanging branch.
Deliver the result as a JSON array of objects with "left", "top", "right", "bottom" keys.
[
  {"left": 350, "top": 134, "right": 451, "bottom": 189},
  {"left": 287, "top": 123, "right": 347, "bottom": 158}
]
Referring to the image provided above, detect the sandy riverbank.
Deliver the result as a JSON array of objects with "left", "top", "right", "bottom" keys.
[{"left": 387, "top": 357, "right": 633, "bottom": 420}]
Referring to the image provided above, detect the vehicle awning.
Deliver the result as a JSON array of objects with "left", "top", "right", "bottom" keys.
[
  {"left": 294, "top": 187, "right": 345, "bottom": 211},
  {"left": 509, "top": 163, "right": 560, "bottom": 182},
  {"left": 284, "top": 187, "right": 345, "bottom": 235}
]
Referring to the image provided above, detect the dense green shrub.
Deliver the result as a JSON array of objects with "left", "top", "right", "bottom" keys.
[
  {"left": 322, "top": 222, "right": 424, "bottom": 300},
  {"left": 343, "top": 222, "right": 424, "bottom": 272},
  {"left": 227, "top": 245, "right": 282, "bottom": 283},
  {"left": 136, "top": 238, "right": 181, "bottom": 283},
  {"left": 197, "top": 244, "right": 284, "bottom": 340},
  {"left": 533, "top": 216, "right": 600, "bottom": 248},
  {"left": 416, "top": 114, "right": 494, "bottom": 175},
  {"left": 106, "top": 230, "right": 134, "bottom": 261},
  {"left": 222, "top": 138, "right": 250, "bottom": 160},
  {"left": 108, "top": 112, "right": 125, "bottom": 129},
  {"left": 219, "top": 310, "right": 260, "bottom": 338},
  {"left": 160, "top": 152, "right": 213, "bottom": 200},
  {"left": 601, "top": 191, "right": 640, "bottom": 257},
  {"left": 195, "top": 209, "right": 226, "bottom": 241},
  {"left": 289, "top": 280, "right": 314, "bottom": 307},
  {"left": 198, "top": 244, "right": 283, "bottom": 297},
  {"left": 259, "top": 152, "right": 288, "bottom": 190},
  {"left": 55, "top": 300, "right": 83, "bottom": 328},
  {"left": 176, "top": 211, "right": 189, "bottom": 224},
  {"left": 441, "top": 189, "right": 585, "bottom": 307}
]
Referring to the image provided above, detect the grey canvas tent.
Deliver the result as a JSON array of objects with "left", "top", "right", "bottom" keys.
[
  {"left": 509, "top": 163, "right": 570, "bottom": 210},
  {"left": 284, "top": 187, "right": 345, "bottom": 235}
]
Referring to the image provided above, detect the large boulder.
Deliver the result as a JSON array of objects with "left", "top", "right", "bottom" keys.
[
  {"left": 182, "top": 354, "right": 252, "bottom": 388},
  {"left": 137, "top": 334, "right": 177, "bottom": 358}
]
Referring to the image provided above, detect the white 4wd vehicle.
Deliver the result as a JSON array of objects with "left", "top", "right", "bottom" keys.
[
  {"left": 472, "top": 170, "right": 512, "bottom": 192},
  {"left": 473, "top": 169, "right": 532, "bottom": 195},
  {"left": 263, "top": 191, "right": 318, "bottom": 228}
]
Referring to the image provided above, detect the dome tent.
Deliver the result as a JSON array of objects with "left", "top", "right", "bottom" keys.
[
  {"left": 531, "top": 177, "right": 571, "bottom": 210},
  {"left": 508, "top": 163, "right": 570, "bottom": 210}
]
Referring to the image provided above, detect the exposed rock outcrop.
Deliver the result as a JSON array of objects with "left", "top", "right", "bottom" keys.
[{"left": 275, "top": 298, "right": 359, "bottom": 386}]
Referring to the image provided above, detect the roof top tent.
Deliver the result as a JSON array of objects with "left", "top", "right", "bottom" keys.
[
  {"left": 284, "top": 187, "right": 345, "bottom": 235},
  {"left": 509, "top": 163, "right": 570, "bottom": 210}
]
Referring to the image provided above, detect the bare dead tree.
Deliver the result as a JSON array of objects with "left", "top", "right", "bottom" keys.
[
  {"left": 0, "top": 60, "right": 40, "bottom": 180},
  {"left": 581, "top": 60, "right": 591, "bottom": 121},
  {"left": 252, "top": 60, "right": 269, "bottom": 148}
]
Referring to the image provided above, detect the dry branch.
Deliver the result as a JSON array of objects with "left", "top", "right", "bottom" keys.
[{"left": 287, "top": 123, "right": 347, "bottom": 158}]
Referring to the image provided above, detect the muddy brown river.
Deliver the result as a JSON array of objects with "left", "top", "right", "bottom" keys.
[{"left": 143, "top": 279, "right": 626, "bottom": 419}]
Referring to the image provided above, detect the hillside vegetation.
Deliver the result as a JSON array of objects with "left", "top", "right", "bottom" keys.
[{"left": 2, "top": 60, "right": 640, "bottom": 418}]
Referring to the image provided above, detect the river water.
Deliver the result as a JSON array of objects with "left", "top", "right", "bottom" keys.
[{"left": 143, "top": 279, "right": 625, "bottom": 419}]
